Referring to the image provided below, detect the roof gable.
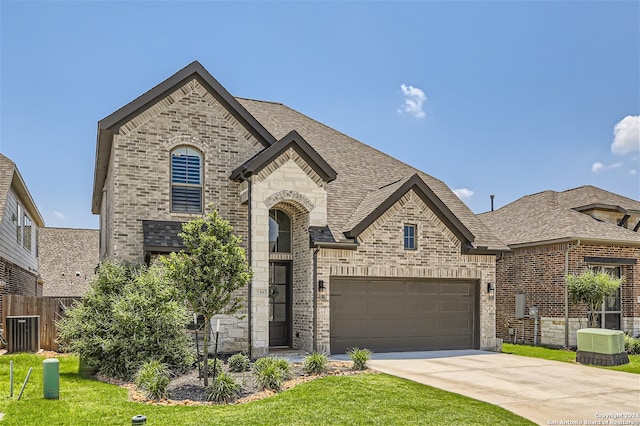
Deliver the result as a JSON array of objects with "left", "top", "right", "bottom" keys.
[
  {"left": 230, "top": 130, "right": 337, "bottom": 183},
  {"left": 344, "top": 174, "right": 475, "bottom": 247},
  {"left": 92, "top": 61, "right": 277, "bottom": 214},
  {"left": 0, "top": 154, "right": 44, "bottom": 227}
]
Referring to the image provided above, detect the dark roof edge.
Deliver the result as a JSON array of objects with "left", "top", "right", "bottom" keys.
[
  {"left": 312, "top": 241, "right": 359, "bottom": 250},
  {"left": 345, "top": 174, "right": 475, "bottom": 244},
  {"left": 573, "top": 203, "right": 628, "bottom": 214},
  {"left": 98, "top": 61, "right": 276, "bottom": 146},
  {"left": 92, "top": 61, "right": 278, "bottom": 214},
  {"left": 230, "top": 130, "right": 337, "bottom": 183}
]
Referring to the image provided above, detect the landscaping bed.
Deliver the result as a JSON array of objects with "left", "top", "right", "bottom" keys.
[{"left": 101, "top": 356, "right": 372, "bottom": 405}]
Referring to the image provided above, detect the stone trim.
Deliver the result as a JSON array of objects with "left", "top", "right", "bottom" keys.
[
  {"left": 254, "top": 148, "right": 324, "bottom": 187},
  {"left": 328, "top": 265, "right": 483, "bottom": 279},
  {"left": 264, "top": 190, "right": 315, "bottom": 212}
]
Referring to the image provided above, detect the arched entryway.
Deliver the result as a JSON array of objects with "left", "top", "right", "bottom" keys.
[{"left": 267, "top": 202, "right": 312, "bottom": 350}]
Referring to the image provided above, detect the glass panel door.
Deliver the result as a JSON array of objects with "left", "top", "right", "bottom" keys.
[{"left": 269, "top": 261, "right": 291, "bottom": 346}]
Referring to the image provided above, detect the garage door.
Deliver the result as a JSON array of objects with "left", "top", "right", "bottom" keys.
[{"left": 330, "top": 278, "right": 478, "bottom": 354}]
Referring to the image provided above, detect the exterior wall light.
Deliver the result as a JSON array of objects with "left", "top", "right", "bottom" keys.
[
  {"left": 318, "top": 280, "right": 325, "bottom": 291},
  {"left": 487, "top": 282, "right": 495, "bottom": 298}
]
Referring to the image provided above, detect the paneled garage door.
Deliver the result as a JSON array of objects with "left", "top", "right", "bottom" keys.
[{"left": 330, "top": 278, "right": 478, "bottom": 354}]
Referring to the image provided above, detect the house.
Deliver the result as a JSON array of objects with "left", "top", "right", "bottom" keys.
[
  {"left": 479, "top": 186, "right": 640, "bottom": 347},
  {"left": 92, "top": 61, "right": 508, "bottom": 357},
  {"left": 39, "top": 227, "right": 99, "bottom": 297},
  {"left": 0, "top": 153, "right": 44, "bottom": 317}
]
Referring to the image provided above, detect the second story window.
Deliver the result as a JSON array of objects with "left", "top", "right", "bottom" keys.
[
  {"left": 23, "top": 215, "right": 32, "bottom": 251},
  {"left": 404, "top": 224, "right": 416, "bottom": 250},
  {"left": 171, "top": 147, "right": 202, "bottom": 213}
]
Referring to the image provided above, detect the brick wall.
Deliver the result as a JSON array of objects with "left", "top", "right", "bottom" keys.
[
  {"left": 102, "top": 79, "right": 263, "bottom": 264},
  {"left": 39, "top": 228, "right": 99, "bottom": 297},
  {"left": 317, "top": 189, "right": 498, "bottom": 353},
  {"left": 496, "top": 242, "right": 640, "bottom": 346}
]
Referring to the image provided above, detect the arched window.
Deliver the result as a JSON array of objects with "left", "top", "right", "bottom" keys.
[
  {"left": 171, "top": 147, "right": 202, "bottom": 213},
  {"left": 269, "top": 209, "right": 291, "bottom": 253}
]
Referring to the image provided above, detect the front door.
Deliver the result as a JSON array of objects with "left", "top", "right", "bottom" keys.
[{"left": 269, "top": 261, "right": 292, "bottom": 347}]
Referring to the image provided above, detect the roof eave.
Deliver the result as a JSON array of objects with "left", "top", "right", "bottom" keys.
[
  {"left": 230, "top": 130, "right": 337, "bottom": 183},
  {"left": 507, "top": 237, "right": 640, "bottom": 249},
  {"left": 11, "top": 168, "right": 44, "bottom": 227}
]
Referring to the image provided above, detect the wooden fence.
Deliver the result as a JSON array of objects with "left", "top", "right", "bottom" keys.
[{"left": 1, "top": 295, "right": 80, "bottom": 351}]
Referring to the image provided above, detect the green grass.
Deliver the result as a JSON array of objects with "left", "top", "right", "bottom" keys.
[
  {"left": 502, "top": 343, "right": 640, "bottom": 374},
  {"left": 0, "top": 353, "right": 535, "bottom": 425}
]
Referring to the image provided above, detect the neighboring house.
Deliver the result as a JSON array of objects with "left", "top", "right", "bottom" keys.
[
  {"left": 92, "top": 61, "right": 508, "bottom": 357},
  {"left": 480, "top": 185, "right": 640, "bottom": 347},
  {"left": 39, "top": 227, "right": 99, "bottom": 297},
  {"left": 0, "top": 154, "right": 44, "bottom": 317}
]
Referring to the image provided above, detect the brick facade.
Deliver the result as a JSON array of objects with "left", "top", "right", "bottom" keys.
[
  {"left": 496, "top": 242, "right": 640, "bottom": 347},
  {"left": 95, "top": 69, "right": 501, "bottom": 357}
]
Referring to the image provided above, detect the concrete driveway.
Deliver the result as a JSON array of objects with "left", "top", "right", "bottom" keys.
[{"left": 363, "top": 350, "right": 639, "bottom": 425}]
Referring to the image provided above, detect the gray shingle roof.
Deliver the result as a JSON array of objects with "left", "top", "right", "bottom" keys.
[
  {"left": 238, "top": 99, "right": 508, "bottom": 251},
  {"left": 142, "top": 220, "right": 186, "bottom": 252},
  {"left": 479, "top": 188, "right": 640, "bottom": 247}
]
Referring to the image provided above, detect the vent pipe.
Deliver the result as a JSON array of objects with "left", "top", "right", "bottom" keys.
[{"left": 490, "top": 195, "right": 495, "bottom": 211}]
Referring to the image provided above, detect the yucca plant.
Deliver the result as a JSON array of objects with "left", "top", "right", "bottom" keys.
[
  {"left": 134, "top": 360, "right": 170, "bottom": 400},
  {"left": 303, "top": 352, "right": 328, "bottom": 375},
  {"left": 253, "top": 357, "right": 292, "bottom": 391},
  {"left": 206, "top": 372, "right": 239, "bottom": 402},
  {"left": 347, "top": 347, "right": 372, "bottom": 371}
]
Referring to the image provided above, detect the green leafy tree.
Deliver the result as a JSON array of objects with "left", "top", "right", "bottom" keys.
[
  {"left": 566, "top": 270, "right": 624, "bottom": 328},
  {"left": 57, "top": 262, "right": 194, "bottom": 379},
  {"left": 162, "top": 208, "right": 251, "bottom": 386}
]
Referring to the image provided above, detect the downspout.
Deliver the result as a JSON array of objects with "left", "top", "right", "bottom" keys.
[
  {"left": 564, "top": 239, "right": 580, "bottom": 348},
  {"left": 312, "top": 247, "right": 320, "bottom": 352},
  {"left": 240, "top": 168, "right": 252, "bottom": 356}
]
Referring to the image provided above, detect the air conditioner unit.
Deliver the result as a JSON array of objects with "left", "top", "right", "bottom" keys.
[{"left": 6, "top": 315, "right": 40, "bottom": 353}]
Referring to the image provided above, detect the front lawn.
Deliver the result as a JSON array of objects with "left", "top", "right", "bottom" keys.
[
  {"left": 0, "top": 353, "right": 535, "bottom": 425},
  {"left": 502, "top": 343, "right": 640, "bottom": 374}
]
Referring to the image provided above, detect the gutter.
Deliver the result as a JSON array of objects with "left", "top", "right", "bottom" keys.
[
  {"left": 240, "top": 167, "right": 253, "bottom": 357},
  {"left": 564, "top": 239, "right": 580, "bottom": 348},
  {"left": 312, "top": 247, "right": 320, "bottom": 352}
]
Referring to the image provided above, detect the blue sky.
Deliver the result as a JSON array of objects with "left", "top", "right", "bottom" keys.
[{"left": 1, "top": 1, "right": 638, "bottom": 230}]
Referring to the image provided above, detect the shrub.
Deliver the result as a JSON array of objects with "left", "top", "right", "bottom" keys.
[
  {"left": 625, "top": 334, "right": 640, "bottom": 355},
  {"left": 253, "top": 357, "right": 292, "bottom": 391},
  {"left": 228, "top": 353, "right": 251, "bottom": 372},
  {"left": 255, "top": 363, "right": 284, "bottom": 391},
  {"left": 303, "top": 352, "right": 328, "bottom": 375},
  {"left": 135, "top": 360, "right": 170, "bottom": 401},
  {"left": 347, "top": 347, "right": 372, "bottom": 370},
  {"left": 207, "top": 372, "right": 239, "bottom": 402},
  {"left": 199, "top": 358, "right": 223, "bottom": 377},
  {"left": 57, "top": 262, "right": 194, "bottom": 380}
]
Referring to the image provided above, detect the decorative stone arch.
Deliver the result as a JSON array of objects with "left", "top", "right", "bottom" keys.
[
  {"left": 164, "top": 134, "right": 207, "bottom": 153},
  {"left": 264, "top": 190, "right": 315, "bottom": 213}
]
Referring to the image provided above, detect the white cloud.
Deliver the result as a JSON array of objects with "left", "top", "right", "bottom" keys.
[
  {"left": 630, "top": 169, "right": 637, "bottom": 175},
  {"left": 53, "top": 211, "right": 66, "bottom": 221},
  {"left": 591, "top": 162, "right": 622, "bottom": 173},
  {"left": 453, "top": 188, "right": 474, "bottom": 199},
  {"left": 612, "top": 115, "right": 640, "bottom": 155},
  {"left": 398, "top": 84, "right": 426, "bottom": 118}
]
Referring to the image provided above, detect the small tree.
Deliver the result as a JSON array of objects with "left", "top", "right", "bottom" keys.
[
  {"left": 566, "top": 270, "right": 625, "bottom": 328},
  {"left": 162, "top": 208, "right": 251, "bottom": 386}
]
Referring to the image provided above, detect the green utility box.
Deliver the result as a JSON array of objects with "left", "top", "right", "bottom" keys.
[
  {"left": 43, "top": 358, "right": 59, "bottom": 399},
  {"left": 577, "top": 328, "right": 625, "bottom": 354},
  {"left": 576, "top": 328, "right": 628, "bottom": 366}
]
